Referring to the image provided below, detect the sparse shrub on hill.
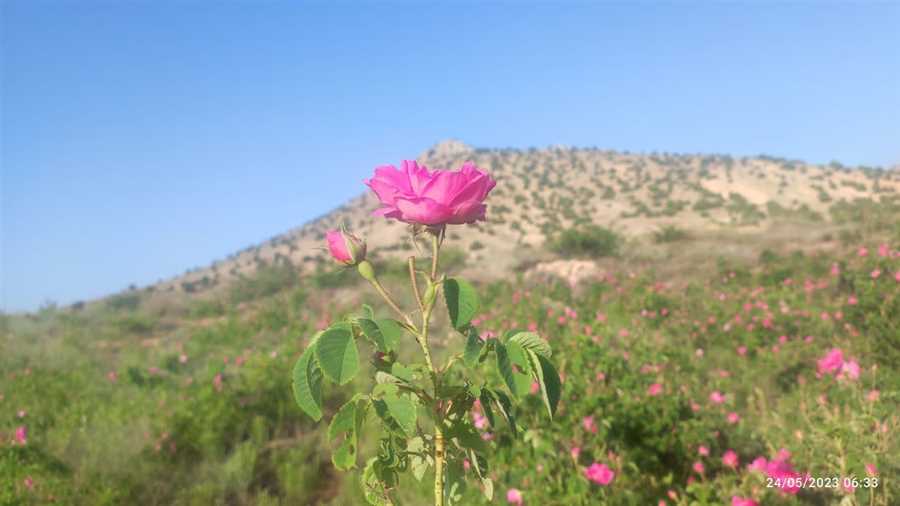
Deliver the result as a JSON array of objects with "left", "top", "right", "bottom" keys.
[
  {"left": 230, "top": 261, "right": 298, "bottom": 303},
  {"left": 653, "top": 225, "right": 690, "bottom": 243},
  {"left": 550, "top": 225, "right": 621, "bottom": 258},
  {"left": 106, "top": 292, "right": 141, "bottom": 311}
]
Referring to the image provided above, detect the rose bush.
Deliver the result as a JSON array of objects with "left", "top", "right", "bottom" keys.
[{"left": 295, "top": 160, "right": 558, "bottom": 506}]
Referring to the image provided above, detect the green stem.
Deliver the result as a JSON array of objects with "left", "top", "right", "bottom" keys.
[
  {"left": 409, "top": 256, "right": 425, "bottom": 312},
  {"left": 364, "top": 274, "right": 417, "bottom": 331},
  {"left": 422, "top": 230, "right": 444, "bottom": 506}
]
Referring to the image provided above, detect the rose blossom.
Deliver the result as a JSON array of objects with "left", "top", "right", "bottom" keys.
[
  {"left": 731, "top": 497, "right": 758, "bottom": 506},
  {"left": 15, "top": 425, "right": 27, "bottom": 445},
  {"left": 817, "top": 348, "right": 844, "bottom": 375},
  {"left": 722, "top": 450, "right": 739, "bottom": 468},
  {"left": 506, "top": 488, "right": 523, "bottom": 505},
  {"left": 365, "top": 160, "right": 496, "bottom": 226},
  {"left": 585, "top": 463, "right": 615, "bottom": 485}
]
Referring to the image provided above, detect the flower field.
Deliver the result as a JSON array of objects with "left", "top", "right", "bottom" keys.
[{"left": 2, "top": 159, "right": 898, "bottom": 506}]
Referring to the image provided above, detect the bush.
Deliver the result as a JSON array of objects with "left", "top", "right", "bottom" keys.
[
  {"left": 550, "top": 225, "right": 620, "bottom": 258},
  {"left": 652, "top": 225, "right": 690, "bottom": 243}
]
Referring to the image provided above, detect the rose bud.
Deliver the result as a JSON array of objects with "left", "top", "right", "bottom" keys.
[{"left": 325, "top": 227, "right": 366, "bottom": 266}]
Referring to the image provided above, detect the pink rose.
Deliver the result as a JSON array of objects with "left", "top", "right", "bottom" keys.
[
  {"left": 647, "top": 383, "right": 663, "bottom": 396},
  {"left": 731, "top": 497, "right": 758, "bottom": 506},
  {"left": 585, "top": 462, "right": 615, "bottom": 485},
  {"left": 15, "top": 425, "right": 27, "bottom": 445},
  {"left": 817, "top": 348, "right": 844, "bottom": 375},
  {"left": 765, "top": 453, "right": 804, "bottom": 495},
  {"left": 838, "top": 360, "right": 860, "bottom": 380},
  {"left": 506, "top": 488, "right": 523, "bottom": 505},
  {"left": 365, "top": 160, "right": 496, "bottom": 226},
  {"left": 748, "top": 457, "right": 768, "bottom": 473},
  {"left": 709, "top": 391, "right": 725, "bottom": 404},
  {"left": 325, "top": 228, "right": 366, "bottom": 265},
  {"left": 722, "top": 450, "right": 739, "bottom": 468}
]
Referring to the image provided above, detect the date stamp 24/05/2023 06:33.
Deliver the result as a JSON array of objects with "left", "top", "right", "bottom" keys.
[{"left": 767, "top": 476, "right": 880, "bottom": 491}]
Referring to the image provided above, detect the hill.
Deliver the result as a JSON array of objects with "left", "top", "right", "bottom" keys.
[{"left": 124, "top": 140, "right": 899, "bottom": 309}]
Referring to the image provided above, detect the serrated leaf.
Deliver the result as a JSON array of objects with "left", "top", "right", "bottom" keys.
[
  {"left": 292, "top": 334, "right": 323, "bottom": 421},
  {"left": 481, "top": 477, "right": 494, "bottom": 501},
  {"left": 384, "top": 394, "right": 418, "bottom": 437},
  {"left": 444, "top": 458, "right": 467, "bottom": 505},
  {"left": 332, "top": 437, "right": 355, "bottom": 470},
  {"left": 526, "top": 350, "right": 562, "bottom": 419},
  {"left": 328, "top": 398, "right": 357, "bottom": 441},
  {"left": 443, "top": 278, "right": 479, "bottom": 330},
  {"left": 491, "top": 389, "right": 518, "bottom": 437},
  {"left": 496, "top": 342, "right": 531, "bottom": 397},
  {"left": 390, "top": 362, "right": 414, "bottom": 382},
  {"left": 446, "top": 422, "right": 488, "bottom": 453},
  {"left": 467, "top": 450, "right": 493, "bottom": 500},
  {"left": 361, "top": 457, "right": 392, "bottom": 506},
  {"left": 463, "top": 328, "right": 483, "bottom": 367},
  {"left": 478, "top": 389, "right": 496, "bottom": 428},
  {"left": 315, "top": 324, "right": 359, "bottom": 385},
  {"left": 375, "top": 371, "right": 402, "bottom": 384},
  {"left": 407, "top": 436, "right": 432, "bottom": 482},
  {"left": 327, "top": 396, "right": 367, "bottom": 471},
  {"left": 495, "top": 342, "right": 516, "bottom": 397},
  {"left": 508, "top": 331, "right": 551, "bottom": 358},
  {"left": 376, "top": 319, "right": 403, "bottom": 350},
  {"left": 357, "top": 318, "right": 402, "bottom": 353}
]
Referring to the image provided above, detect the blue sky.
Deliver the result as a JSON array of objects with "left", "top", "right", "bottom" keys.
[{"left": 2, "top": 1, "right": 898, "bottom": 312}]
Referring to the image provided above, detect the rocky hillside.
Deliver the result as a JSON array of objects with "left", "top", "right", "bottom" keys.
[{"left": 144, "top": 140, "right": 900, "bottom": 300}]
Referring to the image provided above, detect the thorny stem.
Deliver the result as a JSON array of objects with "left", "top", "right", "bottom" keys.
[
  {"left": 409, "top": 256, "right": 425, "bottom": 312},
  {"left": 423, "top": 230, "right": 444, "bottom": 506},
  {"left": 366, "top": 276, "right": 417, "bottom": 331},
  {"left": 430, "top": 228, "right": 442, "bottom": 280},
  {"left": 363, "top": 230, "right": 445, "bottom": 506}
]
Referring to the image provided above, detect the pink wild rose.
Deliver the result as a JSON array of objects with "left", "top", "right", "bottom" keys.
[
  {"left": 506, "top": 488, "right": 523, "bottom": 505},
  {"left": 817, "top": 348, "right": 844, "bottom": 375},
  {"left": 647, "top": 383, "right": 663, "bottom": 396},
  {"left": 585, "top": 463, "right": 615, "bottom": 485},
  {"left": 731, "top": 497, "right": 758, "bottom": 506},
  {"left": 15, "top": 425, "right": 27, "bottom": 445},
  {"left": 722, "top": 450, "right": 739, "bottom": 468},
  {"left": 365, "top": 160, "right": 496, "bottom": 226},
  {"left": 839, "top": 360, "right": 860, "bottom": 380}
]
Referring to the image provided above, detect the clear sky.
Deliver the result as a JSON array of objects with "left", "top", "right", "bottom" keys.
[{"left": 2, "top": 1, "right": 898, "bottom": 312}]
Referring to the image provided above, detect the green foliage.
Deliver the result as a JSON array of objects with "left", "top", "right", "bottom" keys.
[
  {"left": 443, "top": 278, "right": 480, "bottom": 330},
  {"left": 315, "top": 324, "right": 360, "bottom": 385},
  {"left": 292, "top": 253, "right": 561, "bottom": 506},
  {"left": 230, "top": 261, "right": 298, "bottom": 303},
  {"left": 550, "top": 225, "right": 620, "bottom": 258},
  {"left": 652, "top": 225, "right": 690, "bottom": 243}
]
